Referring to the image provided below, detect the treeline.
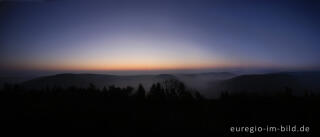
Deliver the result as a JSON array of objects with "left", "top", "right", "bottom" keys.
[
  {"left": 0, "top": 79, "right": 203, "bottom": 101},
  {"left": 0, "top": 80, "right": 319, "bottom": 136}
]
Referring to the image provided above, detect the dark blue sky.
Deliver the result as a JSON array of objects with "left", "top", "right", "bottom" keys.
[{"left": 1, "top": 0, "right": 320, "bottom": 75}]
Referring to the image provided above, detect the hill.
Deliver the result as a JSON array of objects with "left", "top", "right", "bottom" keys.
[
  {"left": 21, "top": 73, "right": 177, "bottom": 90},
  {"left": 212, "top": 72, "right": 320, "bottom": 97},
  {"left": 20, "top": 72, "right": 236, "bottom": 95}
]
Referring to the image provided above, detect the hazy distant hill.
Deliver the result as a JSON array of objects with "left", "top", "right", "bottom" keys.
[
  {"left": 175, "top": 72, "right": 236, "bottom": 96},
  {"left": 21, "top": 73, "right": 178, "bottom": 90},
  {"left": 16, "top": 71, "right": 320, "bottom": 98},
  {"left": 286, "top": 71, "right": 320, "bottom": 91},
  {"left": 213, "top": 72, "right": 320, "bottom": 97},
  {"left": 0, "top": 76, "right": 36, "bottom": 89},
  {"left": 20, "top": 72, "right": 235, "bottom": 95}
]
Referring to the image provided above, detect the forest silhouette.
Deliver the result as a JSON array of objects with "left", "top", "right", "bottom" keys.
[{"left": 0, "top": 79, "right": 319, "bottom": 136}]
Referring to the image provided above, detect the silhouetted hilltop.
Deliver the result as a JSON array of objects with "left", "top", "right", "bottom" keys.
[
  {"left": 17, "top": 71, "right": 320, "bottom": 98},
  {"left": 175, "top": 72, "right": 236, "bottom": 96},
  {"left": 19, "top": 72, "right": 235, "bottom": 95},
  {"left": 21, "top": 73, "right": 178, "bottom": 90},
  {"left": 218, "top": 73, "right": 298, "bottom": 93},
  {"left": 285, "top": 71, "right": 320, "bottom": 91},
  {"left": 0, "top": 76, "right": 319, "bottom": 136},
  {"left": 214, "top": 72, "right": 320, "bottom": 96},
  {"left": 179, "top": 72, "right": 235, "bottom": 77},
  {"left": 0, "top": 76, "right": 36, "bottom": 89},
  {"left": 1, "top": 72, "right": 319, "bottom": 135}
]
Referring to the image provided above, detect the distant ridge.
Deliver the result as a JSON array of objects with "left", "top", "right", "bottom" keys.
[
  {"left": 19, "top": 71, "right": 320, "bottom": 97},
  {"left": 21, "top": 73, "right": 180, "bottom": 90},
  {"left": 20, "top": 72, "right": 235, "bottom": 95},
  {"left": 212, "top": 72, "right": 320, "bottom": 96}
]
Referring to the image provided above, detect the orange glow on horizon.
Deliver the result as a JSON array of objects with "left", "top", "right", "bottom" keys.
[
  {"left": 8, "top": 61, "right": 235, "bottom": 72},
  {"left": 5, "top": 57, "right": 298, "bottom": 72},
  {"left": 40, "top": 63, "right": 230, "bottom": 71}
]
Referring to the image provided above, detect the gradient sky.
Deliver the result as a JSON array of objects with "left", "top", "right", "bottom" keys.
[{"left": 1, "top": 0, "right": 320, "bottom": 75}]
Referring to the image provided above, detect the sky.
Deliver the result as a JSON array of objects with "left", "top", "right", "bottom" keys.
[{"left": 1, "top": 0, "right": 320, "bottom": 75}]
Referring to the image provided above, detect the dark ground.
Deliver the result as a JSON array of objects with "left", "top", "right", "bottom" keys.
[{"left": 0, "top": 81, "right": 319, "bottom": 136}]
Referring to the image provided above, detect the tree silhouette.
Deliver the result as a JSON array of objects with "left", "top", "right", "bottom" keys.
[
  {"left": 134, "top": 84, "right": 146, "bottom": 101},
  {"left": 0, "top": 81, "right": 318, "bottom": 136}
]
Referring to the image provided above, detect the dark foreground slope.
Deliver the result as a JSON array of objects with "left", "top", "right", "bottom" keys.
[{"left": 0, "top": 80, "right": 319, "bottom": 136}]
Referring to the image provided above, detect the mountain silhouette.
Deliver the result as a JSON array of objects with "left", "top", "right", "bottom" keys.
[
  {"left": 20, "top": 72, "right": 235, "bottom": 95},
  {"left": 21, "top": 73, "right": 177, "bottom": 90},
  {"left": 15, "top": 71, "right": 320, "bottom": 98},
  {"left": 213, "top": 72, "right": 320, "bottom": 96},
  {"left": 0, "top": 71, "right": 319, "bottom": 135}
]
